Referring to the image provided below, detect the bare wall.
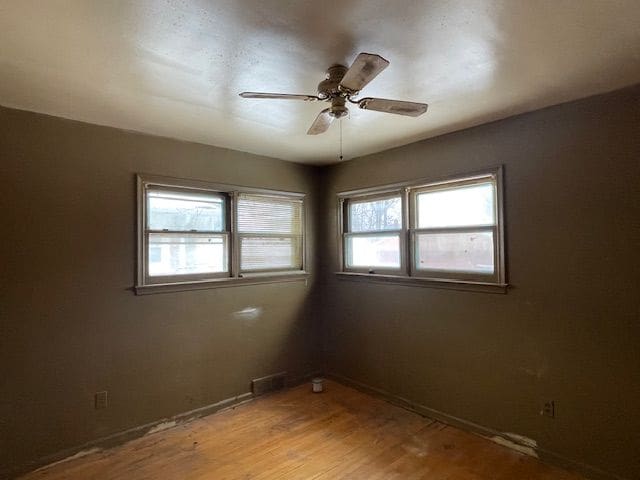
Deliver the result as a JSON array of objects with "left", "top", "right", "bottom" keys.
[
  {"left": 319, "top": 86, "right": 640, "bottom": 479},
  {"left": 0, "top": 107, "right": 322, "bottom": 477}
]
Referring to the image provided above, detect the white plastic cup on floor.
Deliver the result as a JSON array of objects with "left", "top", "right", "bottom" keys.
[{"left": 312, "top": 377, "right": 324, "bottom": 393}]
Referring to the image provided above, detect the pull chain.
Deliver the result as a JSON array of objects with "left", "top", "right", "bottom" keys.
[{"left": 339, "top": 118, "right": 343, "bottom": 161}]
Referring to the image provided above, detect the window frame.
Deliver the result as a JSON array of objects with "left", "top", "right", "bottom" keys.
[
  {"left": 342, "top": 190, "right": 407, "bottom": 275},
  {"left": 136, "top": 174, "right": 307, "bottom": 295},
  {"left": 143, "top": 184, "right": 231, "bottom": 285},
  {"left": 337, "top": 167, "right": 507, "bottom": 293}
]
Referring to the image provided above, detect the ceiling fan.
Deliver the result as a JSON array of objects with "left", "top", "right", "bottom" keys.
[{"left": 239, "top": 52, "right": 429, "bottom": 135}]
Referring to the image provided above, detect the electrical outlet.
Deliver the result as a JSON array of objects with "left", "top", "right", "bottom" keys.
[
  {"left": 541, "top": 400, "right": 555, "bottom": 418},
  {"left": 95, "top": 391, "right": 108, "bottom": 410}
]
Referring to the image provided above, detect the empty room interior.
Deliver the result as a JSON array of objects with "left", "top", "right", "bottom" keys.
[{"left": 1, "top": 1, "right": 639, "bottom": 479}]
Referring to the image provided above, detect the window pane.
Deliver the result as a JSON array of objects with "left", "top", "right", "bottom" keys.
[
  {"left": 349, "top": 196, "right": 402, "bottom": 232},
  {"left": 415, "top": 231, "right": 494, "bottom": 273},
  {"left": 346, "top": 234, "right": 400, "bottom": 268},
  {"left": 148, "top": 233, "right": 227, "bottom": 276},
  {"left": 148, "top": 189, "right": 224, "bottom": 231},
  {"left": 240, "top": 236, "right": 302, "bottom": 271},
  {"left": 417, "top": 182, "right": 494, "bottom": 228},
  {"left": 237, "top": 194, "right": 302, "bottom": 234}
]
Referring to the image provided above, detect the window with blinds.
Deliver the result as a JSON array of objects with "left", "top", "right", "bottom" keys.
[
  {"left": 237, "top": 194, "right": 303, "bottom": 272},
  {"left": 137, "top": 175, "right": 306, "bottom": 292}
]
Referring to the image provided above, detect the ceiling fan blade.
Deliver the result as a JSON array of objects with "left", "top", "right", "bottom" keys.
[
  {"left": 239, "top": 92, "right": 320, "bottom": 101},
  {"left": 307, "top": 108, "right": 334, "bottom": 135},
  {"left": 358, "top": 97, "right": 428, "bottom": 117},
  {"left": 339, "top": 53, "right": 390, "bottom": 94}
]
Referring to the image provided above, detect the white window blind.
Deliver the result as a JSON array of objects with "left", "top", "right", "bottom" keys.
[{"left": 237, "top": 194, "right": 303, "bottom": 272}]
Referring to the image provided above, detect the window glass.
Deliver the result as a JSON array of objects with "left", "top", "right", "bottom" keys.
[
  {"left": 417, "top": 182, "right": 494, "bottom": 228},
  {"left": 415, "top": 231, "right": 494, "bottom": 273},
  {"left": 346, "top": 234, "right": 401, "bottom": 268},
  {"left": 148, "top": 189, "right": 224, "bottom": 231},
  {"left": 240, "top": 236, "right": 302, "bottom": 271},
  {"left": 349, "top": 196, "right": 402, "bottom": 232},
  {"left": 148, "top": 233, "right": 228, "bottom": 276}
]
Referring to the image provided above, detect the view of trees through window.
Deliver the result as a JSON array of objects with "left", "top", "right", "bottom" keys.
[
  {"left": 349, "top": 197, "right": 401, "bottom": 232},
  {"left": 347, "top": 196, "right": 402, "bottom": 269}
]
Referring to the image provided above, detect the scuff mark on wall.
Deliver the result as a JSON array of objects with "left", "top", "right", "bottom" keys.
[
  {"left": 490, "top": 433, "right": 538, "bottom": 458},
  {"left": 33, "top": 448, "right": 102, "bottom": 472},
  {"left": 233, "top": 307, "right": 263, "bottom": 321},
  {"left": 146, "top": 420, "right": 177, "bottom": 435},
  {"left": 519, "top": 366, "right": 547, "bottom": 379}
]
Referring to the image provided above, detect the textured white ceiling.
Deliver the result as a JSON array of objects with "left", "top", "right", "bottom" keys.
[{"left": 1, "top": 1, "right": 639, "bottom": 164}]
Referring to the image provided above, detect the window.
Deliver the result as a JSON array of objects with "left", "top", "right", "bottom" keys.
[
  {"left": 137, "top": 175, "right": 305, "bottom": 293},
  {"left": 237, "top": 194, "right": 304, "bottom": 273},
  {"left": 145, "top": 188, "right": 229, "bottom": 281},
  {"left": 344, "top": 194, "right": 404, "bottom": 273},
  {"left": 338, "top": 168, "right": 505, "bottom": 291}
]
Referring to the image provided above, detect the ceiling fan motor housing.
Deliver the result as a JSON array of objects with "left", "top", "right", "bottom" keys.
[{"left": 317, "top": 65, "right": 348, "bottom": 99}]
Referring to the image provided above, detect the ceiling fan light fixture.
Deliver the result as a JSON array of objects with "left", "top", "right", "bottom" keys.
[
  {"left": 330, "top": 108, "right": 348, "bottom": 119},
  {"left": 329, "top": 97, "right": 348, "bottom": 119}
]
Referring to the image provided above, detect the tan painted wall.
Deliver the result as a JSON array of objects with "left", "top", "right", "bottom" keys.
[
  {"left": 0, "top": 107, "right": 322, "bottom": 477},
  {"left": 319, "top": 86, "right": 640, "bottom": 479},
  {"left": 2, "top": 85, "right": 638, "bottom": 479}
]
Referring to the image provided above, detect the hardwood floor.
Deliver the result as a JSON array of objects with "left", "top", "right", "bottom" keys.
[{"left": 20, "top": 381, "right": 584, "bottom": 480}]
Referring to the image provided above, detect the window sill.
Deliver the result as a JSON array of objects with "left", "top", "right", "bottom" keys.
[
  {"left": 335, "top": 272, "right": 508, "bottom": 294},
  {"left": 135, "top": 271, "right": 310, "bottom": 295}
]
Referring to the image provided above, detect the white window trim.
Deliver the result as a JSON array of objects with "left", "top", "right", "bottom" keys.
[
  {"left": 336, "top": 166, "right": 507, "bottom": 294},
  {"left": 136, "top": 174, "right": 308, "bottom": 295},
  {"left": 343, "top": 190, "right": 407, "bottom": 275}
]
